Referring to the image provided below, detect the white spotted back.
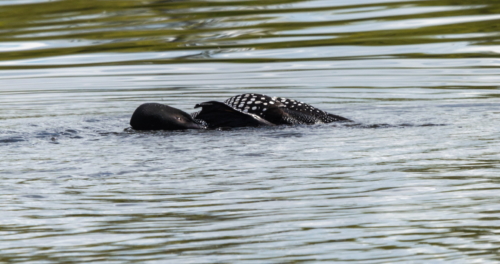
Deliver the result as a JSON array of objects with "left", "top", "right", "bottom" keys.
[{"left": 224, "top": 93, "right": 346, "bottom": 124}]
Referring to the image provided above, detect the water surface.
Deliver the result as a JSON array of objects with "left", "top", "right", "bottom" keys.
[{"left": 1, "top": 0, "right": 500, "bottom": 263}]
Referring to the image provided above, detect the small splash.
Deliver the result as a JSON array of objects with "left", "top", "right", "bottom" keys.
[{"left": 34, "top": 129, "right": 84, "bottom": 142}]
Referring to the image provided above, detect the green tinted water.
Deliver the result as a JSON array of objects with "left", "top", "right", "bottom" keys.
[{"left": 1, "top": 0, "right": 500, "bottom": 263}]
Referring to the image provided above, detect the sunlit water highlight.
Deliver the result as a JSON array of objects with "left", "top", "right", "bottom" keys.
[{"left": 1, "top": 0, "right": 500, "bottom": 263}]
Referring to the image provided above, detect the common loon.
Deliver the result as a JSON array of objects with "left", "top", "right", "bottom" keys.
[{"left": 130, "top": 93, "right": 351, "bottom": 130}]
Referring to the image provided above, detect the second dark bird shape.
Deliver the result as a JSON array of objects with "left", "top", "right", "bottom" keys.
[{"left": 130, "top": 93, "right": 351, "bottom": 130}]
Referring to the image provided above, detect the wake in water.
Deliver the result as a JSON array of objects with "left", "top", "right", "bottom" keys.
[
  {"left": 340, "top": 123, "right": 446, "bottom": 129},
  {"left": 0, "top": 120, "right": 449, "bottom": 145}
]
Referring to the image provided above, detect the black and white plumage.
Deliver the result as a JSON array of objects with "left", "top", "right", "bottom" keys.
[
  {"left": 130, "top": 93, "right": 350, "bottom": 130},
  {"left": 221, "top": 93, "right": 350, "bottom": 125}
]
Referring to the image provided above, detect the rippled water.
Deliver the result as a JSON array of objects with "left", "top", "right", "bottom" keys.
[{"left": 1, "top": 0, "right": 500, "bottom": 263}]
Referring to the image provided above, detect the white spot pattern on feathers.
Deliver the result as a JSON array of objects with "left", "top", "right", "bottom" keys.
[{"left": 223, "top": 93, "right": 345, "bottom": 125}]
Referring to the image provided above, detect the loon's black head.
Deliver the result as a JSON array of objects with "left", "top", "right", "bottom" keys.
[{"left": 130, "top": 103, "right": 204, "bottom": 130}]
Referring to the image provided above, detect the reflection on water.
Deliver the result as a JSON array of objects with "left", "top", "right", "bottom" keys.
[
  {"left": 1, "top": 0, "right": 500, "bottom": 263},
  {"left": 2, "top": 0, "right": 500, "bottom": 66}
]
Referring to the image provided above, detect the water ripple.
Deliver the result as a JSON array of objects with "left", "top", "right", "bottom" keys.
[{"left": 1, "top": 0, "right": 500, "bottom": 263}]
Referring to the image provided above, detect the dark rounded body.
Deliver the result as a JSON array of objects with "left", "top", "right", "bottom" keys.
[
  {"left": 130, "top": 94, "right": 351, "bottom": 130},
  {"left": 130, "top": 103, "right": 204, "bottom": 130}
]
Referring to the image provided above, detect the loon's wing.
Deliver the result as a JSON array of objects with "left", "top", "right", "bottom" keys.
[
  {"left": 224, "top": 93, "right": 351, "bottom": 125},
  {"left": 194, "top": 101, "right": 274, "bottom": 129},
  {"left": 279, "top": 107, "right": 351, "bottom": 124}
]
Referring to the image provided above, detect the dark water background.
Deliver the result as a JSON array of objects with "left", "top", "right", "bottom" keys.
[{"left": 1, "top": 0, "right": 500, "bottom": 263}]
